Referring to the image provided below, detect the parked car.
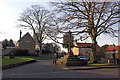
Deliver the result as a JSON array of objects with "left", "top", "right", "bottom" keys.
[{"left": 77, "top": 56, "right": 90, "bottom": 61}]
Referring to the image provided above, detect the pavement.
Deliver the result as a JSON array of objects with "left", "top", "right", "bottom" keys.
[
  {"left": 63, "top": 65, "right": 120, "bottom": 70},
  {"left": 2, "top": 60, "right": 120, "bottom": 78}
]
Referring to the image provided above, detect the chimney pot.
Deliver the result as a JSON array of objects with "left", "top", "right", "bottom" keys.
[{"left": 20, "top": 30, "right": 22, "bottom": 39}]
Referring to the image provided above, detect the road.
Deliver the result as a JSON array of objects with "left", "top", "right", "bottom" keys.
[{"left": 2, "top": 60, "right": 119, "bottom": 78}]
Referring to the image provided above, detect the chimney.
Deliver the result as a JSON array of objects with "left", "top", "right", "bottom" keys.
[{"left": 20, "top": 30, "right": 22, "bottom": 39}]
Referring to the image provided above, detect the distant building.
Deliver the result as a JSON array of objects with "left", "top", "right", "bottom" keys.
[
  {"left": 104, "top": 45, "right": 120, "bottom": 59},
  {"left": 72, "top": 40, "right": 99, "bottom": 57},
  {"left": 16, "top": 32, "right": 35, "bottom": 54}
]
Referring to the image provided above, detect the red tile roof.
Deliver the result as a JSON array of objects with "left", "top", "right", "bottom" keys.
[
  {"left": 77, "top": 43, "right": 99, "bottom": 47},
  {"left": 105, "top": 45, "right": 120, "bottom": 51}
]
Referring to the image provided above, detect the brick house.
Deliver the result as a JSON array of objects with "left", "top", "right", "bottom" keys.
[
  {"left": 104, "top": 45, "right": 120, "bottom": 59},
  {"left": 16, "top": 32, "right": 35, "bottom": 54},
  {"left": 72, "top": 40, "right": 99, "bottom": 57}
]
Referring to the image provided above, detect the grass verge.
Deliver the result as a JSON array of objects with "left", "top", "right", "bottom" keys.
[
  {"left": 2, "top": 56, "right": 52, "bottom": 66},
  {"left": 87, "top": 61, "right": 120, "bottom": 67},
  {"left": 2, "top": 56, "right": 35, "bottom": 66}
]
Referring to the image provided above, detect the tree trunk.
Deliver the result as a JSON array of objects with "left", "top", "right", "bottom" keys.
[
  {"left": 67, "top": 48, "right": 69, "bottom": 53},
  {"left": 91, "top": 37, "right": 98, "bottom": 63},
  {"left": 39, "top": 42, "right": 42, "bottom": 56},
  {"left": 91, "top": 43, "right": 98, "bottom": 63},
  {"left": 38, "top": 32, "right": 43, "bottom": 57}
]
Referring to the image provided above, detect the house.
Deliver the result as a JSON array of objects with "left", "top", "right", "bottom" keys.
[
  {"left": 16, "top": 32, "right": 35, "bottom": 54},
  {"left": 72, "top": 40, "right": 99, "bottom": 57},
  {"left": 104, "top": 45, "right": 120, "bottom": 59}
]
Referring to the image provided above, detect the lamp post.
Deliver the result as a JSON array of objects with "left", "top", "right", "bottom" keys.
[{"left": 113, "top": 44, "right": 116, "bottom": 64}]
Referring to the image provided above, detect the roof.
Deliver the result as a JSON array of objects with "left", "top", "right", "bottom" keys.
[
  {"left": 18, "top": 32, "right": 35, "bottom": 42},
  {"left": 76, "top": 43, "right": 99, "bottom": 47},
  {"left": 105, "top": 45, "right": 120, "bottom": 51}
]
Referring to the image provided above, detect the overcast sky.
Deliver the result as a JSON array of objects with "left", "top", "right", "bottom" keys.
[
  {"left": 0, "top": 0, "right": 119, "bottom": 52},
  {"left": 0, "top": 0, "right": 51, "bottom": 41}
]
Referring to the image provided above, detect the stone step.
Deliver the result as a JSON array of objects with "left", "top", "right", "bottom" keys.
[
  {"left": 67, "top": 59, "right": 84, "bottom": 62},
  {"left": 66, "top": 61, "right": 87, "bottom": 66},
  {"left": 68, "top": 57, "right": 78, "bottom": 59},
  {"left": 67, "top": 60, "right": 87, "bottom": 63},
  {"left": 65, "top": 55, "right": 87, "bottom": 66},
  {"left": 56, "top": 55, "right": 87, "bottom": 66},
  {"left": 67, "top": 58, "right": 82, "bottom": 61}
]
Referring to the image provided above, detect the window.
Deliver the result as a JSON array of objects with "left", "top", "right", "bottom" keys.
[
  {"left": 25, "top": 41, "right": 30, "bottom": 45},
  {"left": 86, "top": 51, "right": 90, "bottom": 54},
  {"left": 82, "top": 48, "right": 85, "bottom": 50}
]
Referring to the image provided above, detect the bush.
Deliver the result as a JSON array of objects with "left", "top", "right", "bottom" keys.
[
  {"left": 35, "top": 50, "right": 52, "bottom": 55},
  {"left": 12, "top": 49, "right": 30, "bottom": 56},
  {"left": 42, "top": 50, "right": 52, "bottom": 54}
]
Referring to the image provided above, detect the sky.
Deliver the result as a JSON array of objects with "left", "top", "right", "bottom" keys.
[{"left": 0, "top": 0, "right": 119, "bottom": 52}]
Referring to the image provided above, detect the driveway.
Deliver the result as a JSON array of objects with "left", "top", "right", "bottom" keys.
[{"left": 2, "top": 60, "right": 119, "bottom": 78}]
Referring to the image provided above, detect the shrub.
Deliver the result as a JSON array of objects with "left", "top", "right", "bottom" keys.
[
  {"left": 42, "top": 50, "right": 52, "bottom": 54},
  {"left": 13, "top": 49, "right": 30, "bottom": 56},
  {"left": 35, "top": 50, "right": 52, "bottom": 55}
]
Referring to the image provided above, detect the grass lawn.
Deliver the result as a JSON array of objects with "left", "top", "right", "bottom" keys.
[
  {"left": 2, "top": 56, "right": 52, "bottom": 66},
  {"left": 87, "top": 61, "right": 120, "bottom": 67},
  {"left": 2, "top": 56, "right": 35, "bottom": 66}
]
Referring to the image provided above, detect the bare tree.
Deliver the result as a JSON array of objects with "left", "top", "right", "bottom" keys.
[
  {"left": 49, "top": 1, "right": 120, "bottom": 63},
  {"left": 17, "top": 5, "right": 54, "bottom": 56},
  {"left": 63, "top": 32, "right": 74, "bottom": 53},
  {"left": 43, "top": 43, "right": 61, "bottom": 53}
]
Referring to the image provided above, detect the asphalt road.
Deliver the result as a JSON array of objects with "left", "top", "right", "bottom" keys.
[{"left": 2, "top": 60, "right": 119, "bottom": 78}]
